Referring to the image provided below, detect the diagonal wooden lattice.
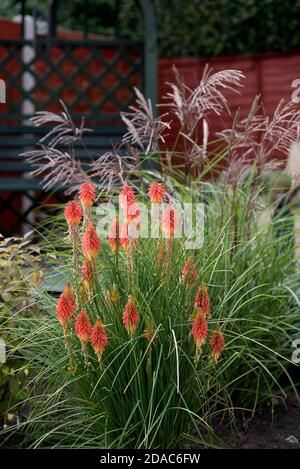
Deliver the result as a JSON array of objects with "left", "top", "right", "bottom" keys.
[{"left": 0, "top": 38, "right": 143, "bottom": 123}]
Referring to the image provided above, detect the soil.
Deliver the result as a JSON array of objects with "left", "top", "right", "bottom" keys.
[{"left": 215, "top": 391, "right": 300, "bottom": 449}]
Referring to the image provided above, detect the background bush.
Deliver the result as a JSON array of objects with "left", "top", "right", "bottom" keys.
[{"left": 3, "top": 0, "right": 300, "bottom": 57}]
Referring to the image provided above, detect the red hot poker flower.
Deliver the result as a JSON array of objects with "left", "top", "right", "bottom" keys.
[
  {"left": 82, "top": 260, "right": 93, "bottom": 283},
  {"left": 148, "top": 182, "right": 165, "bottom": 203},
  {"left": 192, "top": 309, "right": 208, "bottom": 361},
  {"left": 56, "top": 282, "right": 76, "bottom": 332},
  {"left": 181, "top": 256, "right": 198, "bottom": 286},
  {"left": 122, "top": 295, "right": 140, "bottom": 336},
  {"left": 64, "top": 200, "right": 82, "bottom": 226},
  {"left": 108, "top": 218, "right": 120, "bottom": 253},
  {"left": 91, "top": 318, "right": 108, "bottom": 364},
  {"left": 209, "top": 327, "right": 224, "bottom": 361},
  {"left": 161, "top": 205, "right": 178, "bottom": 238},
  {"left": 75, "top": 309, "right": 92, "bottom": 343},
  {"left": 79, "top": 182, "right": 96, "bottom": 208},
  {"left": 194, "top": 283, "right": 210, "bottom": 317},
  {"left": 119, "top": 184, "right": 136, "bottom": 209},
  {"left": 82, "top": 223, "right": 100, "bottom": 261}
]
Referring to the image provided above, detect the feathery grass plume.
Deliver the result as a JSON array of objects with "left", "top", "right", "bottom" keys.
[
  {"left": 209, "top": 325, "right": 225, "bottom": 362},
  {"left": 122, "top": 295, "right": 140, "bottom": 336},
  {"left": 105, "top": 284, "right": 119, "bottom": 306},
  {"left": 56, "top": 282, "right": 76, "bottom": 335},
  {"left": 192, "top": 309, "right": 208, "bottom": 362},
  {"left": 181, "top": 256, "right": 198, "bottom": 286},
  {"left": 148, "top": 182, "right": 165, "bottom": 203},
  {"left": 75, "top": 309, "right": 92, "bottom": 363},
  {"left": 82, "top": 222, "right": 100, "bottom": 262},
  {"left": 91, "top": 318, "right": 108, "bottom": 367},
  {"left": 79, "top": 182, "right": 96, "bottom": 229},
  {"left": 195, "top": 283, "right": 210, "bottom": 318}
]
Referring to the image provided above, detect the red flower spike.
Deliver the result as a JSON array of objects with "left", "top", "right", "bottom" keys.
[
  {"left": 148, "top": 182, "right": 165, "bottom": 203},
  {"left": 64, "top": 200, "right": 82, "bottom": 226},
  {"left": 181, "top": 256, "right": 198, "bottom": 286},
  {"left": 194, "top": 283, "right": 210, "bottom": 317},
  {"left": 125, "top": 202, "right": 140, "bottom": 224},
  {"left": 56, "top": 282, "right": 76, "bottom": 330},
  {"left": 75, "top": 309, "right": 92, "bottom": 343},
  {"left": 161, "top": 205, "right": 178, "bottom": 237},
  {"left": 209, "top": 327, "right": 224, "bottom": 361},
  {"left": 108, "top": 218, "right": 120, "bottom": 253},
  {"left": 79, "top": 182, "right": 96, "bottom": 208},
  {"left": 82, "top": 223, "right": 100, "bottom": 261},
  {"left": 119, "top": 184, "right": 136, "bottom": 209},
  {"left": 192, "top": 309, "right": 208, "bottom": 360},
  {"left": 82, "top": 260, "right": 93, "bottom": 283},
  {"left": 91, "top": 318, "right": 108, "bottom": 362},
  {"left": 122, "top": 295, "right": 140, "bottom": 336}
]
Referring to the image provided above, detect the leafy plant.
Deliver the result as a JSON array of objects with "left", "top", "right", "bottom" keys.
[{"left": 0, "top": 234, "right": 43, "bottom": 425}]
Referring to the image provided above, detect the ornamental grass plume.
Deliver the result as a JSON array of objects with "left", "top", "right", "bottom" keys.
[
  {"left": 122, "top": 295, "right": 140, "bottom": 336},
  {"left": 195, "top": 283, "right": 210, "bottom": 318},
  {"left": 191, "top": 309, "right": 208, "bottom": 361},
  {"left": 181, "top": 256, "right": 198, "bottom": 286},
  {"left": 91, "top": 318, "right": 108, "bottom": 367},
  {"left": 148, "top": 182, "right": 165, "bottom": 203},
  {"left": 75, "top": 309, "right": 92, "bottom": 363},
  {"left": 82, "top": 222, "right": 100, "bottom": 262},
  {"left": 209, "top": 325, "right": 225, "bottom": 362},
  {"left": 56, "top": 281, "right": 76, "bottom": 335}
]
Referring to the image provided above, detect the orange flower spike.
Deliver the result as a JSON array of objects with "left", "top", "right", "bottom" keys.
[
  {"left": 82, "top": 260, "right": 93, "bottom": 282},
  {"left": 82, "top": 223, "right": 100, "bottom": 261},
  {"left": 191, "top": 309, "right": 208, "bottom": 361},
  {"left": 64, "top": 200, "right": 82, "bottom": 226},
  {"left": 91, "top": 318, "right": 108, "bottom": 365},
  {"left": 161, "top": 204, "right": 178, "bottom": 237},
  {"left": 126, "top": 201, "right": 140, "bottom": 223},
  {"left": 108, "top": 218, "right": 120, "bottom": 253},
  {"left": 120, "top": 223, "right": 130, "bottom": 251},
  {"left": 148, "top": 182, "right": 165, "bottom": 203},
  {"left": 195, "top": 283, "right": 210, "bottom": 318},
  {"left": 79, "top": 182, "right": 96, "bottom": 208},
  {"left": 56, "top": 282, "right": 76, "bottom": 332},
  {"left": 181, "top": 256, "right": 198, "bottom": 286},
  {"left": 75, "top": 309, "right": 92, "bottom": 343},
  {"left": 119, "top": 184, "right": 136, "bottom": 209},
  {"left": 122, "top": 295, "right": 140, "bottom": 336},
  {"left": 209, "top": 326, "right": 225, "bottom": 362}
]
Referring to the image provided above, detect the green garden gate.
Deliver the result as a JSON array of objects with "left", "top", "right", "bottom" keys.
[{"left": 0, "top": 0, "right": 157, "bottom": 236}]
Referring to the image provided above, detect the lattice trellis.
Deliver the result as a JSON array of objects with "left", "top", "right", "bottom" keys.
[{"left": 0, "top": 38, "right": 143, "bottom": 123}]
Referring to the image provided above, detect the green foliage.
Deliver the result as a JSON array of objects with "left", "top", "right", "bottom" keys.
[
  {"left": 3, "top": 0, "right": 300, "bottom": 57},
  {"left": 1, "top": 179, "right": 299, "bottom": 448},
  {"left": 0, "top": 235, "right": 43, "bottom": 423}
]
